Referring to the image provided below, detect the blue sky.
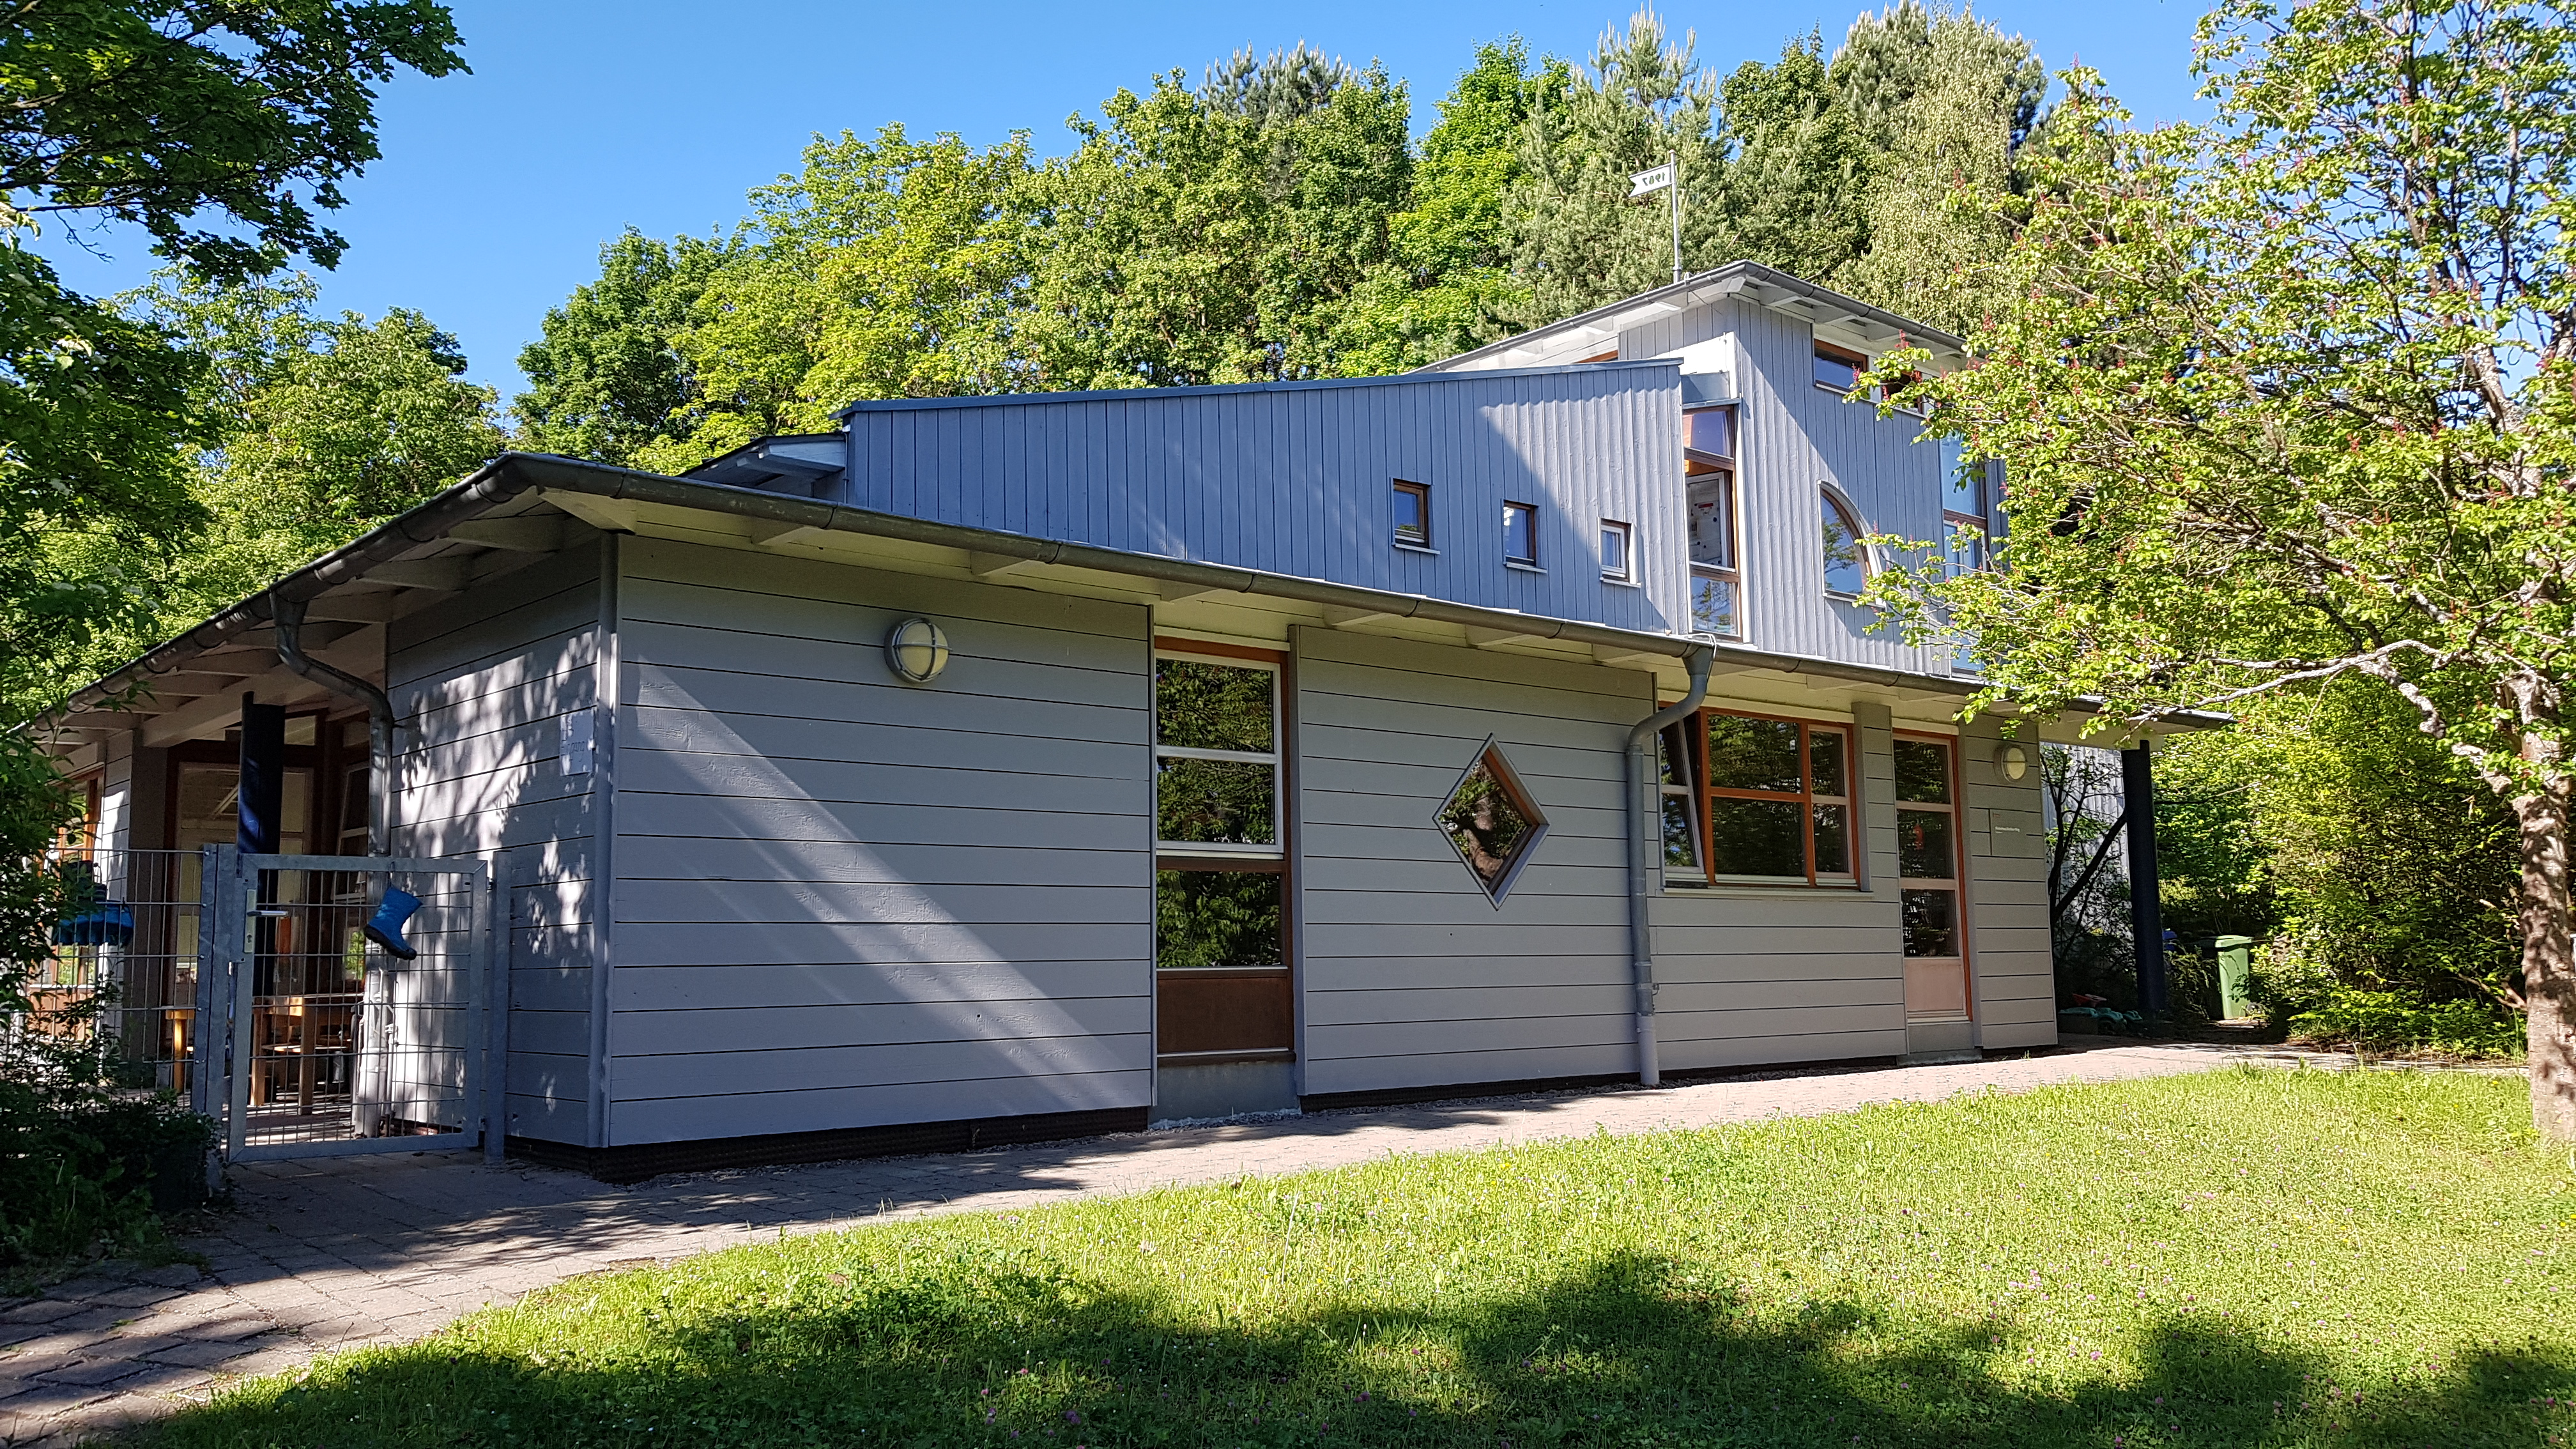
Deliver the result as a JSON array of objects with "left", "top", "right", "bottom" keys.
[{"left": 43, "top": 1, "right": 2214, "bottom": 401}]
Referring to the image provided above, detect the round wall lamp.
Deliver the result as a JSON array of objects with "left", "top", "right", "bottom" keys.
[
  {"left": 1993, "top": 739, "right": 2033, "bottom": 782},
  {"left": 885, "top": 617, "right": 951, "bottom": 684}
]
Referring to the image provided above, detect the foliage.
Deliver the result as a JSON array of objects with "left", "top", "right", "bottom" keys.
[
  {"left": 1507, "top": 10, "right": 1725, "bottom": 320},
  {"left": 0, "top": 1079, "right": 211, "bottom": 1289},
  {"left": 1712, "top": 31, "right": 1873, "bottom": 289},
  {"left": 1832, "top": 3, "right": 2050, "bottom": 332},
  {"left": 515, "top": 230, "right": 730, "bottom": 467},
  {"left": 132, "top": 1070, "right": 2576, "bottom": 1448},
  {"left": 1328, "top": 39, "right": 1571, "bottom": 372},
  {"left": 44, "top": 272, "right": 505, "bottom": 684},
  {"left": 1869, "top": 0, "right": 2576, "bottom": 1135},
  {"left": 1020, "top": 56, "right": 1413, "bottom": 392},
  {"left": 2283, "top": 986, "right": 2528, "bottom": 1059}
]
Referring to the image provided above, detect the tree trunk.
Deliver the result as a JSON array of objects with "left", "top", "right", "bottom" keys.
[{"left": 2513, "top": 767, "right": 2576, "bottom": 1142}]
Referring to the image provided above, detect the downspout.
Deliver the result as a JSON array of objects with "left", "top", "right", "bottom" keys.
[
  {"left": 1625, "top": 641, "right": 1714, "bottom": 1087},
  {"left": 272, "top": 595, "right": 395, "bottom": 859}
]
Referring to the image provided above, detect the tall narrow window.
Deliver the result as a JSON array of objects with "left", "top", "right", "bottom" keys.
[
  {"left": 1814, "top": 341, "right": 1865, "bottom": 393},
  {"left": 1599, "top": 519, "right": 1631, "bottom": 581},
  {"left": 1154, "top": 647, "right": 1292, "bottom": 1063},
  {"left": 1690, "top": 710, "right": 1857, "bottom": 886},
  {"left": 1821, "top": 490, "right": 1869, "bottom": 597},
  {"left": 1941, "top": 448, "right": 1993, "bottom": 672},
  {"left": 1896, "top": 734, "right": 1969, "bottom": 1018},
  {"left": 1684, "top": 404, "right": 1740, "bottom": 636},
  {"left": 1393, "top": 479, "right": 1431, "bottom": 548},
  {"left": 1657, "top": 721, "right": 1701, "bottom": 874},
  {"left": 1502, "top": 501, "right": 1538, "bottom": 566}
]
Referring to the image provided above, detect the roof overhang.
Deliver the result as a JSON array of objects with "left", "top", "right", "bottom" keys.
[{"left": 34, "top": 453, "right": 2220, "bottom": 749}]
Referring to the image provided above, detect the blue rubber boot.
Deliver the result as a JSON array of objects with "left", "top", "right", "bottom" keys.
[{"left": 364, "top": 887, "right": 422, "bottom": 960}]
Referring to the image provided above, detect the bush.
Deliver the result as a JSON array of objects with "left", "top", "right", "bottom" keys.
[
  {"left": 2284, "top": 986, "right": 2525, "bottom": 1059},
  {"left": 0, "top": 1078, "right": 213, "bottom": 1285}
]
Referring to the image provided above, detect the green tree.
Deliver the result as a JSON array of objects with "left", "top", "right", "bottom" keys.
[
  {"left": 515, "top": 230, "right": 728, "bottom": 467},
  {"left": 1022, "top": 52, "right": 1413, "bottom": 389},
  {"left": 1874, "top": 1, "right": 2576, "bottom": 1136},
  {"left": 1713, "top": 31, "right": 1873, "bottom": 288},
  {"left": 1330, "top": 38, "right": 1573, "bottom": 372},
  {"left": 1507, "top": 9, "right": 1725, "bottom": 320},
  {"left": 54, "top": 273, "right": 506, "bottom": 680},
  {"left": 634, "top": 125, "right": 1034, "bottom": 473},
  {"left": 1832, "top": 4, "right": 2050, "bottom": 332}
]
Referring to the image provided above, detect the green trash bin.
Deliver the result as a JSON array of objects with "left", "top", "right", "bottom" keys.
[{"left": 2214, "top": 935, "right": 2257, "bottom": 1020}]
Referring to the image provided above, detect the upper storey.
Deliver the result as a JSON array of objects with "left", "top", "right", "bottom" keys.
[
  {"left": 686, "top": 261, "right": 1985, "bottom": 680},
  {"left": 698, "top": 361, "right": 1694, "bottom": 638}
]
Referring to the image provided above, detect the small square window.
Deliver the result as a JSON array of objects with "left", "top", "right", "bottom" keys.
[
  {"left": 1814, "top": 342, "right": 1864, "bottom": 393},
  {"left": 1393, "top": 479, "right": 1430, "bottom": 546},
  {"left": 1599, "top": 519, "right": 1631, "bottom": 580},
  {"left": 1503, "top": 501, "right": 1537, "bottom": 566}
]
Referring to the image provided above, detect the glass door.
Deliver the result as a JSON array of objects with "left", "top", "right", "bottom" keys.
[{"left": 1894, "top": 734, "right": 1970, "bottom": 1019}]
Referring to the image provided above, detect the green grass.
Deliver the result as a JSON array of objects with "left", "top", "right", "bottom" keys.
[{"left": 135, "top": 1067, "right": 2575, "bottom": 1448}]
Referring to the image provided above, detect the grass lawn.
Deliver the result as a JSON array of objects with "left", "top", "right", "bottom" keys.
[{"left": 137, "top": 1066, "right": 2574, "bottom": 1448}]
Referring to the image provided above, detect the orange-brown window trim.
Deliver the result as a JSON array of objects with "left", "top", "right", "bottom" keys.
[
  {"left": 1153, "top": 636, "right": 1285, "bottom": 664},
  {"left": 1690, "top": 707, "right": 1857, "bottom": 886},
  {"left": 1893, "top": 728, "right": 1973, "bottom": 1004}
]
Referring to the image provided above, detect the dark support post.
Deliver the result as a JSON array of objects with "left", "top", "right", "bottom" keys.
[
  {"left": 2122, "top": 739, "right": 2166, "bottom": 1018},
  {"left": 238, "top": 695, "right": 284, "bottom": 994}
]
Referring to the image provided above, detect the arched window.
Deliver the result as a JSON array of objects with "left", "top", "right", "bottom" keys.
[{"left": 1821, "top": 489, "right": 1869, "bottom": 597}]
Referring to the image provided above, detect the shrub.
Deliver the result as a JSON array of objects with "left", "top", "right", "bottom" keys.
[
  {"left": 0, "top": 1078, "right": 212, "bottom": 1285},
  {"left": 2284, "top": 986, "right": 2524, "bottom": 1059}
]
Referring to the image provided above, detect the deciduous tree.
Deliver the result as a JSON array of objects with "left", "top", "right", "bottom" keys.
[{"left": 1875, "top": 0, "right": 2576, "bottom": 1136}]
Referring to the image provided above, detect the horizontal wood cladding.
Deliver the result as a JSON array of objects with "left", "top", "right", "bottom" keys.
[
  {"left": 1293, "top": 629, "right": 1643, "bottom": 1093},
  {"left": 839, "top": 366, "right": 1688, "bottom": 633},
  {"left": 604, "top": 538, "right": 1154, "bottom": 1146},
  {"left": 387, "top": 542, "right": 608, "bottom": 1146}
]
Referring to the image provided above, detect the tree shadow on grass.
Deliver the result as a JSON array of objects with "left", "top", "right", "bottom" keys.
[{"left": 131, "top": 1249, "right": 2575, "bottom": 1448}]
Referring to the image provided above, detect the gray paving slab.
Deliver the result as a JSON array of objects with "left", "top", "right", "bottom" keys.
[{"left": 0, "top": 1039, "right": 2494, "bottom": 1449}]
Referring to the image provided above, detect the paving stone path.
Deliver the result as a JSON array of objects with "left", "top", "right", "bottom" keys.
[{"left": 0, "top": 1039, "right": 2509, "bottom": 1446}]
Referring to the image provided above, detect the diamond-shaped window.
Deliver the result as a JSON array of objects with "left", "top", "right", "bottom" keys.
[{"left": 1436, "top": 738, "right": 1549, "bottom": 902}]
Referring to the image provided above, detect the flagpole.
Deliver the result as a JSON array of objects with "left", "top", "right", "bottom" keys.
[{"left": 1669, "top": 149, "right": 1682, "bottom": 285}]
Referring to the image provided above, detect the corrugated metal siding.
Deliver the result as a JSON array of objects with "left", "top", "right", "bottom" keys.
[
  {"left": 1293, "top": 627, "right": 1646, "bottom": 1094},
  {"left": 601, "top": 537, "right": 1154, "bottom": 1146},
  {"left": 387, "top": 542, "right": 606, "bottom": 1148},
  {"left": 1623, "top": 296, "right": 1958, "bottom": 673},
  {"left": 841, "top": 368, "right": 1688, "bottom": 636}
]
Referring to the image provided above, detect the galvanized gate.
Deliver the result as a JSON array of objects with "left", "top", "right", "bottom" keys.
[{"left": 192, "top": 847, "right": 503, "bottom": 1164}]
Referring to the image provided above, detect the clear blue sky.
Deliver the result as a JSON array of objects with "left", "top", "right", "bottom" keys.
[{"left": 43, "top": 0, "right": 2214, "bottom": 401}]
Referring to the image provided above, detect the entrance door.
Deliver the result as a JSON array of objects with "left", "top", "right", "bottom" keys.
[{"left": 1894, "top": 735, "right": 1971, "bottom": 1019}]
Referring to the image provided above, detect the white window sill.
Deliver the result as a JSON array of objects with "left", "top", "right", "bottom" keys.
[
  {"left": 1504, "top": 560, "right": 1545, "bottom": 575},
  {"left": 1393, "top": 541, "right": 1438, "bottom": 556},
  {"left": 1602, "top": 574, "right": 1641, "bottom": 588},
  {"left": 1661, "top": 878, "right": 1867, "bottom": 898}
]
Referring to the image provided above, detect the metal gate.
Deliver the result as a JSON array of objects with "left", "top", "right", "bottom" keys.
[{"left": 194, "top": 847, "right": 503, "bottom": 1164}]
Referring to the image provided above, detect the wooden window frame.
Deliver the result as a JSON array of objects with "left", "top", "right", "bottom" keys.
[
  {"left": 1683, "top": 403, "right": 1742, "bottom": 638},
  {"left": 1682, "top": 708, "right": 1858, "bottom": 887},
  {"left": 1814, "top": 339, "right": 1867, "bottom": 395},
  {"left": 1152, "top": 641, "right": 1294, "bottom": 1064},
  {"left": 1501, "top": 500, "right": 1538, "bottom": 567},
  {"left": 1152, "top": 647, "right": 1284, "bottom": 861},
  {"left": 1392, "top": 479, "right": 1432, "bottom": 549},
  {"left": 1894, "top": 730, "right": 1973, "bottom": 1018}
]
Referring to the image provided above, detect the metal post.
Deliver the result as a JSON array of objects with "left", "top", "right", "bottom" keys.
[
  {"left": 2122, "top": 741, "right": 2167, "bottom": 1018},
  {"left": 1667, "top": 150, "right": 1683, "bottom": 286},
  {"left": 220, "top": 848, "right": 254, "bottom": 1160}
]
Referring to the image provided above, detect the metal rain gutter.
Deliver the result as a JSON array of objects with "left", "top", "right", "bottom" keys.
[{"left": 1622, "top": 643, "right": 1714, "bottom": 1087}]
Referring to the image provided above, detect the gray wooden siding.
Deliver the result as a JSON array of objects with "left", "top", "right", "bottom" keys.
[
  {"left": 1293, "top": 627, "right": 1649, "bottom": 1094},
  {"left": 1620, "top": 297, "right": 1959, "bottom": 673},
  {"left": 603, "top": 536, "right": 1154, "bottom": 1146},
  {"left": 839, "top": 367, "right": 1687, "bottom": 635},
  {"left": 1958, "top": 714, "right": 2056, "bottom": 1048},
  {"left": 1646, "top": 697, "right": 1910, "bottom": 1068},
  {"left": 387, "top": 539, "right": 606, "bottom": 1146}
]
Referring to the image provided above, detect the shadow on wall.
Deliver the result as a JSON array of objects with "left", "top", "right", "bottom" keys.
[{"left": 138, "top": 1250, "right": 2568, "bottom": 1446}]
